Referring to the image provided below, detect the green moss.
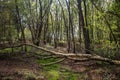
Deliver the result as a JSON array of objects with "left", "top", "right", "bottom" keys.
[
  {"left": 47, "top": 70, "right": 60, "bottom": 80},
  {"left": 37, "top": 57, "right": 61, "bottom": 70},
  {"left": 37, "top": 54, "right": 80, "bottom": 80},
  {"left": 62, "top": 72, "right": 79, "bottom": 80}
]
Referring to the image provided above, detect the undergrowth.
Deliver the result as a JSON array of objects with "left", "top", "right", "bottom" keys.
[{"left": 37, "top": 57, "right": 80, "bottom": 80}]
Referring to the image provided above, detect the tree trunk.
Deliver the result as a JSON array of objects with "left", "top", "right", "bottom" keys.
[
  {"left": 15, "top": 0, "right": 26, "bottom": 51},
  {"left": 77, "top": 0, "right": 91, "bottom": 54}
]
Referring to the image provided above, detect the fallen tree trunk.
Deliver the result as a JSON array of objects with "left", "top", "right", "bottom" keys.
[
  {"left": 1, "top": 43, "right": 120, "bottom": 65},
  {"left": 42, "top": 58, "right": 65, "bottom": 66}
]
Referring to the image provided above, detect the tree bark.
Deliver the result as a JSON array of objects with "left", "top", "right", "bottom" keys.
[{"left": 77, "top": 0, "right": 91, "bottom": 54}]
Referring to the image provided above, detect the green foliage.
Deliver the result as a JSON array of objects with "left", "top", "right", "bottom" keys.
[
  {"left": 0, "top": 46, "right": 33, "bottom": 54},
  {"left": 111, "top": 2, "right": 120, "bottom": 14},
  {"left": 24, "top": 28, "right": 32, "bottom": 40},
  {"left": 0, "top": 48, "right": 12, "bottom": 53},
  {"left": 94, "top": 40, "right": 119, "bottom": 59}
]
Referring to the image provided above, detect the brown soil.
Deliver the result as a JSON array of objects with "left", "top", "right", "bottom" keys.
[
  {"left": 0, "top": 52, "right": 42, "bottom": 80},
  {"left": 61, "top": 59, "right": 120, "bottom": 80}
]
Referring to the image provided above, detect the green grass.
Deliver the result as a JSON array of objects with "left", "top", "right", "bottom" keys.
[
  {"left": 37, "top": 58, "right": 60, "bottom": 64},
  {"left": 37, "top": 57, "right": 61, "bottom": 70},
  {"left": 62, "top": 72, "right": 79, "bottom": 80},
  {"left": 0, "top": 46, "right": 33, "bottom": 54},
  {"left": 37, "top": 56, "right": 79, "bottom": 80},
  {"left": 47, "top": 70, "right": 60, "bottom": 80}
]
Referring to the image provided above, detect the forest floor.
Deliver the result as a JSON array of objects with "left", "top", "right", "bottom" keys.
[{"left": 0, "top": 46, "right": 120, "bottom": 80}]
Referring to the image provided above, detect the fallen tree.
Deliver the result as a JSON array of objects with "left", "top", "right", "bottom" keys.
[
  {"left": 1, "top": 43, "right": 120, "bottom": 65},
  {"left": 42, "top": 58, "right": 65, "bottom": 66}
]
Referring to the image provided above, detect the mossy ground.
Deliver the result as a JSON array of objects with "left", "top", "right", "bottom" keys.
[
  {"left": 0, "top": 46, "right": 120, "bottom": 80},
  {"left": 37, "top": 57, "right": 88, "bottom": 80}
]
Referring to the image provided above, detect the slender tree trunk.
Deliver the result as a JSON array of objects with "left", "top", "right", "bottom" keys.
[
  {"left": 77, "top": 0, "right": 91, "bottom": 54},
  {"left": 43, "top": 13, "right": 49, "bottom": 44},
  {"left": 15, "top": 0, "right": 26, "bottom": 51}
]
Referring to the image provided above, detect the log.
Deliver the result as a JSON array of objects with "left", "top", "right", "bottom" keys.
[
  {"left": 42, "top": 58, "right": 65, "bottom": 66},
  {"left": 1, "top": 43, "right": 120, "bottom": 65}
]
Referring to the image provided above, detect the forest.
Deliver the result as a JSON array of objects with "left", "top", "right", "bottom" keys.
[{"left": 0, "top": 0, "right": 120, "bottom": 80}]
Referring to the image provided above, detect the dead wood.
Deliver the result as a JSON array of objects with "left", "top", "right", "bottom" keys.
[
  {"left": 42, "top": 58, "right": 65, "bottom": 66},
  {"left": 1, "top": 43, "right": 120, "bottom": 65}
]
